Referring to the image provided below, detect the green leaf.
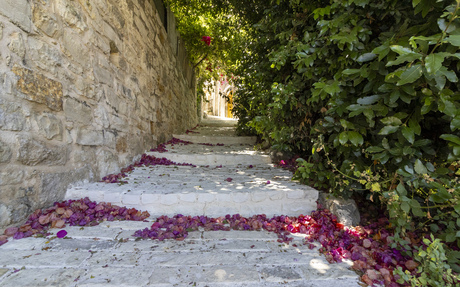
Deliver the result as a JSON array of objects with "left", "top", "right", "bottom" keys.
[
  {"left": 387, "top": 53, "right": 422, "bottom": 67},
  {"left": 410, "top": 199, "right": 424, "bottom": 216},
  {"left": 357, "top": 95, "right": 380, "bottom": 105},
  {"left": 397, "top": 64, "right": 423, "bottom": 86},
  {"left": 451, "top": 116, "right": 460, "bottom": 131},
  {"left": 425, "top": 53, "right": 446, "bottom": 74},
  {"left": 379, "top": 125, "right": 399, "bottom": 135},
  {"left": 401, "top": 202, "right": 410, "bottom": 213},
  {"left": 401, "top": 126, "right": 415, "bottom": 144},
  {"left": 445, "top": 35, "right": 460, "bottom": 46},
  {"left": 323, "top": 81, "right": 341, "bottom": 95},
  {"left": 342, "top": 69, "right": 361, "bottom": 75},
  {"left": 366, "top": 146, "right": 385, "bottom": 153},
  {"left": 357, "top": 53, "right": 377, "bottom": 63},
  {"left": 390, "top": 45, "right": 415, "bottom": 55},
  {"left": 455, "top": 204, "right": 460, "bottom": 214},
  {"left": 381, "top": 116, "right": 402, "bottom": 126},
  {"left": 348, "top": 131, "right": 363, "bottom": 146},
  {"left": 372, "top": 44, "right": 390, "bottom": 61},
  {"left": 414, "top": 159, "right": 428, "bottom": 174},
  {"left": 440, "top": 134, "right": 460, "bottom": 145},
  {"left": 339, "top": 132, "right": 348, "bottom": 145}
]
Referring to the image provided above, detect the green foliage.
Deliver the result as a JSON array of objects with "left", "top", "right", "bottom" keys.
[
  {"left": 219, "top": 0, "right": 460, "bottom": 281},
  {"left": 394, "top": 235, "right": 460, "bottom": 286},
  {"left": 172, "top": 0, "right": 460, "bottom": 283}
]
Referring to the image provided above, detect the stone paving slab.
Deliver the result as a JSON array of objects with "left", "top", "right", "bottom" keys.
[{"left": 0, "top": 227, "right": 361, "bottom": 286}]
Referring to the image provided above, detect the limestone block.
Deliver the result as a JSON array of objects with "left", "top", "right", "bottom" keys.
[
  {"left": 36, "top": 113, "right": 63, "bottom": 140},
  {"left": 94, "top": 104, "right": 110, "bottom": 128},
  {"left": 0, "top": 139, "right": 12, "bottom": 163},
  {"left": 32, "top": 5, "right": 59, "bottom": 37},
  {"left": 318, "top": 193, "right": 361, "bottom": 227},
  {"left": 63, "top": 97, "right": 92, "bottom": 125},
  {"left": 12, "top": 65, "right": 63, "bottom": 111},
  {"left": 93, "top": 55, "right": 113, "bottom": 85},
  {"left": 17, "top": 136, "right": 68, "bottom": 166},
  {"left": 0, "top": 204, "right": 11, "bottom": 226},
  {"left": 40, "top": 168, "right": 90, "bottom": 206},
  {"left": 27, "top": 38, "right": 62, "bottom": 76},
  {"left": 76, "top": 128, "right": 104, "bottom": 146},
  {"left": 0, "top": 0, "right": 32, "bottom": 32},
  {"left": 0, "top": 100, "right": 26, "bottom": 131},
  {"left": 7, "top": 32, "right": 26, "bottom": 59},
  {"left": 55, "top": 0, "right": 88, "bottom": 32},
  {"left": 96, "top": 149, "right": 119, "bottom": 176},
  {"left": 61, "top": 28, "right": 88, "bottom": 63},
  {"left": 0, "top": 169, "right": 24, "bottom": 186}
]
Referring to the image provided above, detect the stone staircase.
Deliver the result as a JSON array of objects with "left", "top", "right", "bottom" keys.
[{"left": 65, "top": 116, "right": 319, "bottom": 218}]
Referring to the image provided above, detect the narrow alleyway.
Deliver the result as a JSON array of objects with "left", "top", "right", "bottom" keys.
[{"left": 0, "top": 116, "right": 361, "bottom": 286}]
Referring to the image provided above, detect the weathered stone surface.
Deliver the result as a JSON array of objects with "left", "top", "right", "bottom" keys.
[
  {"left": 17, "top": 137, "right": 67, "bottom": 166},
  {"left": 40, "top": 168, "right": 90, "bottom": 206},
  {"left": 0, "top": 204, "right": 11, "bottom": 228},
  {"left": 318, "top": 193, "right": 361, "bottom": 226},
  {"left": 33, "top": 5, "right": 59, "bottom": 37},
  {"left": 63, "top": 97, "right": 92, "bottom": 125},
  {"left": 7, "top": 32, "right": 26, "bottom": 59},
  {"left": 0, "top": 100, "right": 26, "bottom": 131},
  {"left": 0, "top": 0, "right": 32, "bottom": 32},
  {"left": 36, "top": 113, "right": 63, "bottom": 140},
  {"left": 61, "top": 28, "right": 89, "bottom": 62},
  {"left": 12, "top": 66, "right": 63, "bottom": 111},
  {"left": 96, "top": 149, "right": 119, "bottom": 176},
  {"left": 0, "top": 139, "right": 12, "bottom": 163},
  {"left": 0, "top": 169, "right": 24, "bottom": 186},
  {"left": 76, "top": 128, "right": 104, "bottom": 146},
  {"left": 27, "top": 38, "right": 63, "bottom": 76},
  {"left": 0, "top": 22, "right": 3, "bottom": 40},
  {"left": 55, "top": 0, "right": 88, "bottom": 32},
  {"left": 94, "top": 104, "right": 110, "bottom": 128}
]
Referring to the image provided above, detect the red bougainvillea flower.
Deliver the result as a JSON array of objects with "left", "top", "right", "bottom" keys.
[
  {"left": 201, "top": 36, "right": 212, "bottom": 46},
  {"left": 56, "top": 230, "right": 67, "bottom": 238}
]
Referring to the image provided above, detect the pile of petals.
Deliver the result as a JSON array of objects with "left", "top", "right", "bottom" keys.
[
  {"left": 102, "top": 153, "right": 196, "bottom": 183},
  {"left": 1, "top": 197, "right": 149, "bottom": 246},
  {"left": 133, "top": 205, "right": 429, "bottom": 286},
  {"left": 199, "top": 143, "right": 225, "bottom": 146},
  {"left": 186, "top": 125, "right": 200, "bottom": 134},
  {"left": 150, "top": 137, "right": 194, "bottom": 153}
]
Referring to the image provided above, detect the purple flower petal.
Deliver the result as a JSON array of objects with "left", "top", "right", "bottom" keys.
[{"left": 56, "top": 230, "right": 67, "bottom": 238}]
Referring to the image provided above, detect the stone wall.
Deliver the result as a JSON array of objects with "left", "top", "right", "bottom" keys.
[{"left": 0, "top": 0, "right": 198, "bottom": 229}]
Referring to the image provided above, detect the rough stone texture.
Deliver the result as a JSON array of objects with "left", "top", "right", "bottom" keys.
[
  {"left": 0, "top": 0, "right": 197, "bottom": 228},
  {"left": 0, "top": 139, "right": 11, "bottom": 163},
  {"left": 0, "top": 0, "right": 32, "bottom": 32},
  {"left": 12, "top": 65, "right": 63, "bottom": 111},
  {"left": 318, "top": 193, "right": 361, "bottom": 227},
  {"left": 17, "top": 136, "right": 67, "bottom": 166}
]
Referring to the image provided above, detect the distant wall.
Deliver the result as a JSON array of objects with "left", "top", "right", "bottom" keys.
[{"left": 0, "top": 0, "right": 197, "bottom": 229}]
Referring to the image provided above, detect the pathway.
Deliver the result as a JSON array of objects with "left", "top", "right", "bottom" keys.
[{"left": 0, "top": 116, "right": 362, "bottom": 286}]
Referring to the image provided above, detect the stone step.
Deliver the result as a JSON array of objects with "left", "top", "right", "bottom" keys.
[
  {"left": 147, "top": 151, "right": 271, "bottom": 165},
  {"left": 173, "top": 134, "right": 257, "bottom": 145},
  {"left": 65, "top": 163, "right": 318, "bottom": 218},
  {"left": 0, "top": 225, "right": 360, "bottom": 286}
]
